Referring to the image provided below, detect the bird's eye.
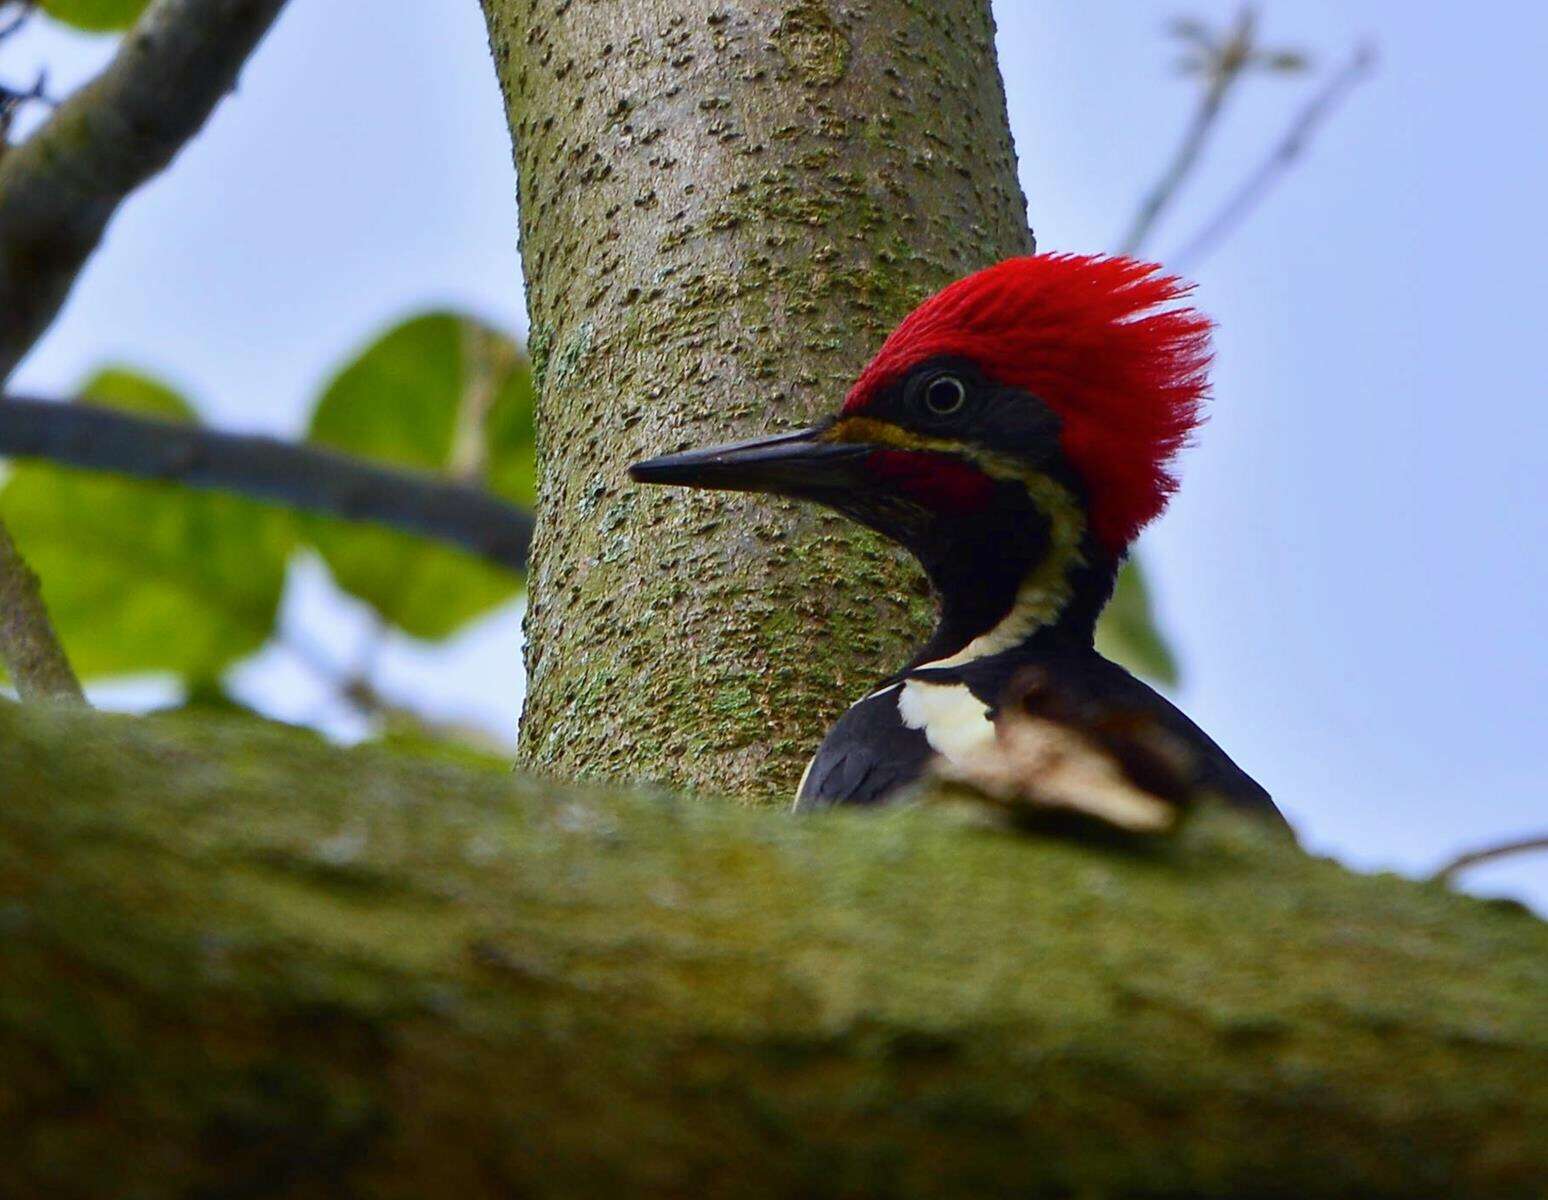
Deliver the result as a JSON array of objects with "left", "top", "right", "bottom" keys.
[{"left": 923, "top": 375, "right": 967, "bottom": 416}]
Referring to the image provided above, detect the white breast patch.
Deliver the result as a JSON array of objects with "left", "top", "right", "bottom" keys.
[{"left": 896, "top": 679, "right": 998, "bottom": 771}]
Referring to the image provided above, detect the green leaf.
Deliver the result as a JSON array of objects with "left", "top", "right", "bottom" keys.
[
  {"left": 1095, "top": 556, "right": 1180, "bottom": 687},
  {"left": 0, "top": 368, "right": 294, "bottom": 682},
  {"left": 304, "top": 312, "right": 534, "bottom": 641},
  {"left": 39, "top": 0, "right": 149, "bottom": 33},
  {"left": 67, "top": 365, "right": 187, "bottom": 419}
]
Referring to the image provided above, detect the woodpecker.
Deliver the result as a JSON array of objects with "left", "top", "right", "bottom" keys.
[{"left": 630, "top": 254, "right": 1284, "bottom": 830}]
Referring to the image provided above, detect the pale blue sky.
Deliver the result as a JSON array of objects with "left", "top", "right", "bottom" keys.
[{"left": 4, "top": 3, "right": 1544, "bottom": 907}]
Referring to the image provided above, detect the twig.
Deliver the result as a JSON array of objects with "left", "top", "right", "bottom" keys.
[
  {"left": 1431, "top": 835, "right": 1548, "bottom": 886},
  {"left": 1171, "top": 43, "right": 1376, "bottom": 269},
  {"left": 449, "top": 323, "right": 514, "bottom": 485},
  {"left": 1118, "top": 7, "right": 1260, "bottom": 256},
  {"left": 0, "top": 396, "right": 534, "bottom": 570},
  {"left": 1119, "top": 78, "right": 1231, "bottom": 257},
  {"left": 1, "top": 73, "right": 51, "bottom": 155},
  {"left": 0, "top": 4, "right": 34, "bottom": 43},
  {"left": 281, "top": 626, "right": 499, "bottom": 747},
  {"left": 0, "top": 513, "right": 86, "bottom": 704},
  {"left": 0, "top": 0, "right": 291, "bottom": 382}
]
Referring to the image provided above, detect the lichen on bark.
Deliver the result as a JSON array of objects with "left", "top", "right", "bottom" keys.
[
  {"left": 772, "top": 0, "right": 852, "bottom": 86},
  {"left": 481, "top": 0, "right": 1033, "bottom": 800}
]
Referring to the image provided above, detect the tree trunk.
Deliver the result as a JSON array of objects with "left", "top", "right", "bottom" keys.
[
  {"left": 482, "top": 0, "right": 1033, "bottom": 799},
  {"left": 1, "top": 703, "right": 1544, "bottom": 1198}
]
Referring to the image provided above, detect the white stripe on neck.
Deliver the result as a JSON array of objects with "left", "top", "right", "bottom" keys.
[{"left": 919, "top": 472, "right": 1088, "bottom": 671}]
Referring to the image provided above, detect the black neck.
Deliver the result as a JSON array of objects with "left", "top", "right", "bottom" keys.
[{"left": 904, "top": 492, "right": 1119, "bottom": 669}]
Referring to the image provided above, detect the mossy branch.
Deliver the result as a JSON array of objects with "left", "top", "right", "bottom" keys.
[
  {"left": 1, "top": 702, "right": 1543, "bottom": 1197},
  {"left": 0, "top": 0, "right": 289, "bottom": 381}
]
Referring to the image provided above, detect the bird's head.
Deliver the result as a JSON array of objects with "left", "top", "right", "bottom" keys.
[
  {"left": 630, "top": 255, "right": 1212, "bottom": 648},
  {"left": 631, "top": 254, "right": 1210, "bottom": 553}
]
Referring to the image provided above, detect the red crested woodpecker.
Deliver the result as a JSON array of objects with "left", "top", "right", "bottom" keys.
[{"left": 631, "top": 254, "right": 1284, "bottom": 832}]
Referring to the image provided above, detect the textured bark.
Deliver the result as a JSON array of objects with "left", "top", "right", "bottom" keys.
[
  {"left": 483, "top": 0, "right": 1033, "bottom": 798},
  {"left": 0, "top": 515, "right": 85, "bottom": 703},
  {"left": 0, "top": 701, "right": 1545, "bottom": 1198}
]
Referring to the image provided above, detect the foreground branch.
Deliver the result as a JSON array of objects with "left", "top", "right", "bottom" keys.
[
  {"left": 0, "top": 703, "right": 1543, "bottom": 1196},
  {"left": 0, "top": 516, "right": 84, "bottom": 702},
  {"left": 0, "top": 0, "right": 290, "bottom": 380},
  {"left": 0, "top": 395, "right": 532, "bottom": 569}
]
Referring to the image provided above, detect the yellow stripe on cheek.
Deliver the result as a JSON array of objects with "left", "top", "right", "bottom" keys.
[
  {"left": 822, "top": 417, "right": 942, "bottom": 453},
  {"left": 825, "top": 418, "right": 1069, "bottom": 494},
  {"left": 824, "top": 415, "right": 1091, "bottom": 665}
]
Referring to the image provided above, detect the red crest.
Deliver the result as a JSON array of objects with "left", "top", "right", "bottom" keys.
[{"left": 844, "top": 255, "right": 1213, "bottom": 550}]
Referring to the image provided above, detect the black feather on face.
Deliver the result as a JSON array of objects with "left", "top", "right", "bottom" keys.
[{"left": 851, "top": 356, "right": 1069, "bottom": 472}]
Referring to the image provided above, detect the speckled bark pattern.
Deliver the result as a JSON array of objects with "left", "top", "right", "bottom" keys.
[{"left": 481, "top": 0, "right": 1034, "bottom": 799}]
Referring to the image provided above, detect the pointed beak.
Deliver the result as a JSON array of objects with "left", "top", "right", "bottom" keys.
[{"left": 628, "top": 425, "right": 869, "bottom": 497}]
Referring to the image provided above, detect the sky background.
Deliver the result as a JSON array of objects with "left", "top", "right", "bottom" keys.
[{"left": 3, "top": 2, "right": 1544, "bottom": 907}]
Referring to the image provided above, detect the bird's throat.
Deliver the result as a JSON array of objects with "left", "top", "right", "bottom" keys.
[{"left": 909, "top": 474, "right": 1115, "bottom": 670}]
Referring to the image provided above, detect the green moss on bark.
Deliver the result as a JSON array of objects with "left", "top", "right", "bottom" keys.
[
  {"left": 481, "top": 0, "right": 1033, "bottom": 801},
  {"left": 0, "top": 703, "right": 1544, "bottom": 1197}
]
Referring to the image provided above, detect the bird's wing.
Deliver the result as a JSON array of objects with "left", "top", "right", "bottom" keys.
[
  {"left": 1073, "top": 653, "right": 1285, "bottom": 826},
  {"left": 795, "top": 687, "right": 934, "bottom": 811}
]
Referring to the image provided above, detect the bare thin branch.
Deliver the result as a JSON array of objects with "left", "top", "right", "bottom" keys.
[
  {"left": 0, "top": 71, "right": 50, "bottom": 135},
  {"left": 1171, "top": 43, "right": 1376, "bottom": 269},
  {"left": 1118, "top": 74, "right": 1234, "bottom": 257},
  {"left": 449, "top": 323, "right": 515, "bottom": 486},
  {"left": 1117, "top": 7, "right": 1260, "bottom": 257},
  {"left": 279, "top": 626, "right": 507, "bottom": 750},
  {"left": 0, "top": 3, "right": 34, "bottom": 43},
  {"left": 0, "top": 396, "right": 534, "bottom": 571},
  {"left": 0, "top": 513, "right": 85, "bottom": 704},
  {"left": 1431, "top": 835, "right": 1548, "bottom": 886},
  {"left": 0, "top": 0, "right": 290, "bottom": 382}
]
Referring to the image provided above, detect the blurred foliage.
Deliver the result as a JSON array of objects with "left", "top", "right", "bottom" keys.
[
  {"left": 1095, "top": 559, "right": 1179, "bottom": 687},
  {"left": 39, "top": 0, "right": 147, "bottom": 33},
  {"left": 307, "top": 313, "right": 534, "bottom": 640},
  {"left": 0, "top": 368, "right": 294, "bottom": 682},
  {"left": 0, "top": 315, "right": 535, "bottom": 745}
]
